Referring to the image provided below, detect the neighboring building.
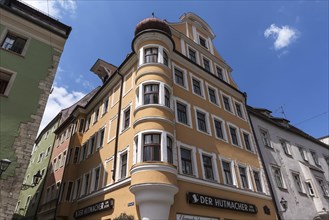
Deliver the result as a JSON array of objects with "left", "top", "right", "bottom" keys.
[
  {"left": 319, "top": 135, "right": 329, "bottom": 145},
  {"left": 0, "top": 0, "right": 71, "bottom": 219},
  {"left": 248, "top": 106, "right": 329, "bottom": 220},
  {"left": 53, "top": 13, "right": 278, "bottom": 220},
  {"left": 37, "top": 87, "right": 99, "bottom": 220},
  {"left": 13, "top": 114, "right": 61, "bottom": 220}
]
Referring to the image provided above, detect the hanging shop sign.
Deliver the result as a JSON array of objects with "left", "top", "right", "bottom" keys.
[
  {"left": 74, "top": 198, "right": 114, "bottom": 219},
  {"left": 187, "top": 192, "right": 258, "bottom": 214}
]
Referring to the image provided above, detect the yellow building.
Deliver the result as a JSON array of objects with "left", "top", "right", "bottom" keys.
[{"left": 55, "top": 13, "right": 278, "bottom": 220}]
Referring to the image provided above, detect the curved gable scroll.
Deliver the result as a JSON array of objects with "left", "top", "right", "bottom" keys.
[{"left": 180, "top": 12, "right": 215, "bottom": 39}]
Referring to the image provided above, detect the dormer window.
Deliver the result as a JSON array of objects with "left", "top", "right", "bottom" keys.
[
  {"left": 144, "top": 47, "right": 158, "bottom": 63},
  {"left": 199, "top": 36, "right": 208, "bottom": 49}
]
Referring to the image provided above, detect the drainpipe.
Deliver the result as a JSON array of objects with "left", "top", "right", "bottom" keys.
[
  {"left": 245, "top": 96, "right": 282, "bottom": 220},
  {"left": 112, "top": 71, "right": 124, "bottom": 181}
]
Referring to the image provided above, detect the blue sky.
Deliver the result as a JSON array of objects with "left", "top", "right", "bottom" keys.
[{"left": 25, "top": 1, "right": 328, "bottom": 139}]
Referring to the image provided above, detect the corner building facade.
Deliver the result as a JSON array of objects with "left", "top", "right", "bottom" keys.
[{"left": 56, "top": 13, "right": 278, "bottom": 220}]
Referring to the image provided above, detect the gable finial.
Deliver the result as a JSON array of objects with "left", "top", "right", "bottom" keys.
[{"left": 152, "top": 12, "right": 155, "bottom": 18}]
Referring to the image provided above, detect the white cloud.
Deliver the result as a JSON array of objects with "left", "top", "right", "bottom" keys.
[
  {"left": 19, "top": 0, "right": 77, "bottom": 19},
  {"left": 264, "top": 24, "right": 299, "bottom": 50},
  {"left": 38, "top": 86, "right": 85, "bottom": 134}
]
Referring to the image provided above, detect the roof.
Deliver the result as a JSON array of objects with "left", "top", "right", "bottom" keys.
[
  {"left": 247, "top": 105, "right": 329, "bottom": 150},
  {"left": 0, "top": 0, "right": 71, "bottom": 38}
]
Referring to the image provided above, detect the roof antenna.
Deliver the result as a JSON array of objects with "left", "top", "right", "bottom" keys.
[
  {"left": 152, "top": 12, "right": 155, "bottom": 18},
  {"left": 275, "top": 105, "right": 287, "bottom": 119}
]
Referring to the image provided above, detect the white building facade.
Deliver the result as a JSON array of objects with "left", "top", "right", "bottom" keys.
[{"left": 248, "top": 106, "right": 329, "bottom": 220}]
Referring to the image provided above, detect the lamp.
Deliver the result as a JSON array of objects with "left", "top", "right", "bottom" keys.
[
  {"left": 0, "top": 159, "right": 11, "bottom": 177},
  {"left": 22, "top": 170, "right": 43, "bottom": 189},
  {"left": 280, "top": 197, "right": 288, "bottom": 212}
]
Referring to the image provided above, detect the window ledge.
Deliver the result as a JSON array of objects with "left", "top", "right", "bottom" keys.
[
  {"left": 134, "top": 104, "right": 174, "bottom": 115},
  {"left": 0, "top": 48, "right": 25, "bottom": 58}
]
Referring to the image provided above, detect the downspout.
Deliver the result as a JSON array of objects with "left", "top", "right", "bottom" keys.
[
  {"left": 112, "top": 71, "right": 124, "bottom": 181},
  {"left": 245, "top": 95, "right": 282, "bottom": 220}
]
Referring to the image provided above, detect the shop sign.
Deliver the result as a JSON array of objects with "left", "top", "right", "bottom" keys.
[
  {"left": 74, "top": 199, "right": 114, "bottom": 219},
  {"left": 187, "top": 192, "right": 257, "bottom": 214},
  {"left": 177, "top": 214, "right": 218, "bottom": 220}
]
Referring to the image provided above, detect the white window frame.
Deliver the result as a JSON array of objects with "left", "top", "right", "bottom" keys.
[
  {"left": 174, "top": 97, "right": 192, "bottom": 128},
  {"left": 197, "top": 32, "right": 209, "bottom": 49},
  {"left": 291, "top": 171, "right": 305, "bottom": 194},
  {"left": 134, "top": 130, "right": 175, "bottom": 164},
  {"left": 227, "top": 122, "right": 242, "bottom": 148},
  {"left": 120, "top": 103, "right": 132, "bottom": 133},
  {"left": 241, "top": 129, "right": 255, "bottom": 152},
  {"left": 211, "top": 115, "right": 228, "bottom": 142},
  {"left": 138, "top": 44, "right": 170, "bottom": 67},
  {"left": 72, "top": 177, "right": 82, "bottom": 200},
  {"left": 310, "top": 150, "right": 320, "bottom": 166},
  {"left": 220, "top": 91, "right": 235, "bottom": 115},
  {"left": 219, "top": 156, "right": 238, "bottom": 187},
  {"left": 205, "top": 82, "right": 220, "bottom": 107},
  {"left": 0, "top": 29, "right": 30, "bottom": 56},
  {"left": 297, "top": 145, "right": 309, "bottom": 162},
  {"left": 116, "top": 147, "right": 129, "bottom": 181},
  {"left": 194, "top": 106, "right": 212, "bottom": 136},
  {"left": 316, "top": 178, "right": 329, "bottom": 197},
  {"left": 214, "top": 64, "right": 229, "bottom": 83},
  {"left": 280, "top": 139, "right": 293, "bottom": 157},
  {"left": 61, "top": 150, "right": 67, "bottom": 167},
  {"left": 251, "top": 168, "right": 266, "bottom": 193},
  {"left": 198, "top": 149, "right": 219, "bottom": 182},
  {"left": 111, "top": 83, "right": 121, "bottom": 108},
  {"left": 190, "top": 73, "right": 205, "bottom": 99},
  {"left": 201, "top": 54, "right": 213, "bottom": 73},
  {"left": 271, "top": 165, "right": 287, "bottom": 189},
  {"left": 93, "top": 107, "right": 100, "bottom": 124},
  {"left": 81, "top": 171, "right": 91, "bottom": 197},
  {"left": 178, "top": 141, "right": 198, "bottom": 178},
  {"left": 233, "top": 99, "right": 246, "bottom": 120},
  {"left": 237, "top": 163, "right": 253, "bottom": 190},
  {"left": 259, "top": 127, "right": 272, "bottom": 148},
  {"left": 90, "top": 164, "right": 102, "bottom": 193},
  {"left": 172, "top": 62, "right": 189, "bottom": 91},
  {"left": 102, "top": 97, "right": 110, "bottom": 116},
  {"left": 96, "top": 125, "right": 106, "bottom": 150},
  {"left": 103, "top": 157, "right": 114, "bottom": 187},
  {"left": 186, "top": 44, "right": 200, "bottom": 64},
  {"left": 305, "top": 180, "right": 316, "bottom": 197}
]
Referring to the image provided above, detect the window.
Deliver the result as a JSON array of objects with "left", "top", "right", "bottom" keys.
[
  {"left": 163, "top": 50, "right": 168, "bottom": 66},
  {"left": 188, "top": 48, "right": 197, "bottom": 63},
  {"left": 144, "top": 84, "right": 159, "bottom": 104},
  {"left": 46, "top": 146, "right": 51, "bottom": 157},
  {"left": 174, "top": 67, "right": 185, "bottom": 87},
  {"left": 80, "top": 144, "right": 87, "bottom": 162},
  {"left": 242, "top": 132, "right": 253, "bottom": 152},
  {"left": 57, "top": 155, "right": 61, "bottom": 169},
  {"left": 1, "top": 32, "right": 27, "bottom": 54},
  {"left": 85, "top": 117, "right": 91, "bottom": 132},
  {"left": 65, "top": 182, "right": 73, "bottom": 201},
  {"left": 78, "top": 119, "right": 85, "bottom": 133},
  {"left": 216, "top": 66, "right": 224, "bottom": 81},
  {"left": 94, "top": 108, "right": 99, "bottom": 124},
  {"left": 82, "top": 173, "right": 90, "bottom": 196},
  {"left": 181, "top": 148, "right": 193, "bottom": 175},
  {"left": 325, "top": 156, "right": 329, "bottom": 167},
  {"left": 120, "top": 153, "right": 128, "bottom": 179},
  {"left": 199, "top": 36, "right": 208, "bottom": 48},
  {"left": 192, "top": 78, "right": 202, "bottom": 96},
  {"left": 292, "top": 172, "right": 304, "bottom": 193},
  {"left": 260, "top": 129, "right": 271, "bottom": 148},
  {"left": 238, "top": 166, "right": 249, "bottom": 189},
  {"left": 235, "top": 102, "right": 245, "bottom": 119},
  {"left": 253, "top": 170, "right": 263, "bottom": 192},
  {"left": 208, "top": 87, "right": 218, "bottom": 105},
  {"left": 73, "top": 147, "right": 80, "bottom": 164},
  {"left": 229, "top": 125, "right": 241, "bottom": 147},
  {"left": 73, "top": 178, "right": 81, "bottom": 200},
  {"left": 177, "top": 102, "right": 188, "bottom": 125},
  {"left": 61, "top": 151, "right": 67, "bottom": 167},
  {"left": 305, "top": 181, "right": 315, "bottom": 196},
  {"left": 97, "top": 128, "right": 105, "bottom": 149},
  {"left": 144, "top": 47, "right": 158, "bottom": 63},
  {"left": 317, "top": 179, "right": 329, "bottom": 196},
  {"left": 222, "top": 95, "right": 232, "bottom": 112},
  {"left": 52, "top": 159, "right": 56, "bottom": 172},
  {"left": 143, "top": 134, "right": 161, "bottom": 162},
  {"left": 310, "top": 151, "right": 320, "bottom": 166},
  {"left": 165, "top": 87, "right": 170, "bottom": 108},
  {"left": 272, "top": 166, "right": 285, "bottom": 189},
  {"left": 203, "top": 57, "right": 211, "bottom": 72},
  {"left": 38, "top": 152, "right": 44, "bottom": 163},
  {"left": 196, "top": 110, "right": 209, "bottom": 133},
  {"left": 222, "top": 161, "right": 233, "bottom": 185},
  {"left": 103, "top": 99, "right": 109, "bottom": 115},
  {"left": 25, "top": 196, "right": 31, "bottom": 208},
  {"left": 214, "top": 118, "right": 226, "bottom": 141},
  {"left": 167, "top": 136, "right": 173, "bottom": 164},
  {"left": 15, "top": 201, "right": 20, "bottom": 212},
  {"left": 280, "top": 140, "right": 292, "bottom": 156},
  {"left": 123, "top": 107, "right": 131, "bottom": 130},
  {"left": 298, "top": 146, "right": 308, "bottom": 162},
  {"left": 202, "top": 155, "right": 214, "bottom": 181},
  {"left": 89, "top": 137, "right": 95, "bottom": 156},
  {"left": 92, "top": 167, "right": 100, "bottom": 191}
]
